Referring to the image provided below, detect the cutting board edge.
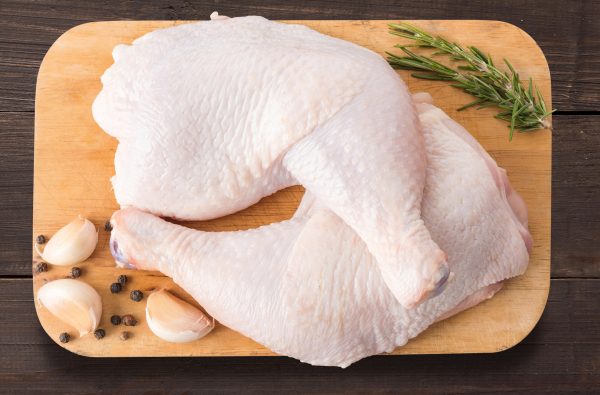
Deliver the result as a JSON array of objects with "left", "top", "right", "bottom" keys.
[{"left": 32, "top": 19, "right": 552, "bottom": 360}]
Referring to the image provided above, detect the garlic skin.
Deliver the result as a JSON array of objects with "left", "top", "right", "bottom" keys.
[
  {"left": 146, "top": 290, "right": 214, "bottom": 343},
  {"left": 37, "top": 279, "right": 102, "bottom": 337},
  {"left": 36, "top": 216, "right": 98, "bottom": 266}
]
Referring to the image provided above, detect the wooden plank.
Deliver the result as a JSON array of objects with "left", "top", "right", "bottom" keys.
[
  {"left": 1, "top": 0, "right": 599, "bottom": 112},
  {"left": 552, "top": 117, "right": 600, "bottom": 277},
  {"left": 0, "top": 112, "right": 33, "bottom": 275},
  {"left": 1, "top": 278, "right": 598, "bottom": 392},
  {"left": 32, "top": 19, "right": 551, "bottom": 358},
  {"left": 5, "top": 113, "right": 600, "bottom": 280},
  {"left": 5, "top": 277, "right": 599, "bottom": 346}
]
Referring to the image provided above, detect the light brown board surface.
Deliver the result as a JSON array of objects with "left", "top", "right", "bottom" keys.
[{"left": 33, "top": 20, "right": 551, "bottom": 357}]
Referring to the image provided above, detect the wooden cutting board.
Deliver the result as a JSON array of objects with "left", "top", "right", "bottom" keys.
[{"left": 33, "top": 20, "right": 551, "bottom": 358}]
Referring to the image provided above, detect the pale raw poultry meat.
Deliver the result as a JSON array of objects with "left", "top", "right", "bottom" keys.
[
  {"left": 93, "top": 15, "right": 449, "bottom": 307},
  {"left": 108, "top": 98, "right": 531, "bottom": 367}
]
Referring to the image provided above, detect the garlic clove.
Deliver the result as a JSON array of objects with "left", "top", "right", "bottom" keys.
[
  {"left": 37, "top": 278, "right": 102, "bottom": 337},
  {"left": 36, "top": 216, "right": 98, "bottom": 266},
  {"left": 146, "top": 289, "right": 214, "bottom": 343}
]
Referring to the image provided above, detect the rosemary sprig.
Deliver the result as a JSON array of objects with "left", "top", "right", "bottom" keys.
[{"left": 386, "top": 22, "right": 554, "bottom": 140}]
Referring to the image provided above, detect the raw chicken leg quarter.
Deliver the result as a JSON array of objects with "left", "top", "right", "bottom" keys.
[
  {"left": 108, "top": 98, "right": 531, "bottom": 367},
  {"left": 93, "top": 15, "right": 450, "bottom": 307}
]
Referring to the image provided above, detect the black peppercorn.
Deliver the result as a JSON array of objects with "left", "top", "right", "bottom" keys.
[
  {"left": 122, "top": 314, "right": 137, "bottom": 326},
  {"left": 71, "top": 267, "right": 82, "bottom": 278},
  {"left": 35, "top": 262, "right": 48, "bottom": 273},
  {"left": 94, "top": 328, "right": 106, "bottom": 339},
  {"left": 119, "top": 331, "right": 130, "bottom": 341},
  {"left": 117, "top": 274, "right": 128, "bottom": 286},
  {"left": 130, "top": 290, "right": 143, "bottom": 302},
  {"left": 104, "top": 220, "right": 113, "bottom": 232},
  {"left": 59, "top": 332, "right": 70, "bottom": 343},
  {"left": 36, "top": 235, "right": 46, "bottom": 244},
  {"left": 110, "top": 282, "right": 122, "bottom": 294},
  {"left": 110, "top": 315, "right": 122, "bottom": 325}
]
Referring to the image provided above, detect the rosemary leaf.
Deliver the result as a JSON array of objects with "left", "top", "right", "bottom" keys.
[
  {"left": 457, "top": 98, "right": 487, "bottom": 111},
  {"left": 387, "top": 22, "right": 554, "bottom": 140},
  {"left": 411, "top": 73, "right": 455, "bottom": 81}
]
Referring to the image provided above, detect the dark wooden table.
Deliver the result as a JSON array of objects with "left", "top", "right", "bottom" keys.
[{"left": 1, "top": 1, "right": 599, "bottom": 393}]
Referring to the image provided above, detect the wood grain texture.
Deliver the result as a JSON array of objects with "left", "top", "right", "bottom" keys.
[
  {"left": 0, "top": 0, "right": 599, "bottom": 393},
  {"left": 32, "top": 20, "right": 551, "bottom": 358},
  {"left": 552, "top": 116, "right": 600, "bottom": 277},
  {"left": 1, "top": 0, "right": 599, "bottom": 112},
  {"left": 1, "top": 278, "right": 598, "bottom": 393},
  {"left": 0, "top": 112, "right": 33, "bottom": 275}
]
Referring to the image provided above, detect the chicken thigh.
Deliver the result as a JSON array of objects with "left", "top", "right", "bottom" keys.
[
  {"left": 93, "top": 15, "right": 446, "bottom": 307},
  {"left": 108, "top": 100, "right": 530, "bottom": 367}
]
